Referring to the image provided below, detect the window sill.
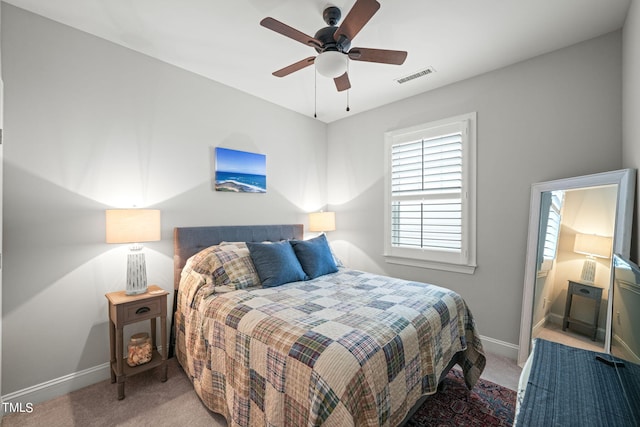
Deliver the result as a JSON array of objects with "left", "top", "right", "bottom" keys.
[{"left": 384, "top": 255, "right": 477, "bottom": 274}]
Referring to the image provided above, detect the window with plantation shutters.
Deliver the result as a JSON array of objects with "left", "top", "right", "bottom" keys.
[
  {"left": 543, "top": 191, "right": 564, "bottom": 261},
  {"left": 536, "top": 190, "right": 564, "bottom": 275},
  {"left": 384, "top": 113, "right": 477, "bottom": 274}
]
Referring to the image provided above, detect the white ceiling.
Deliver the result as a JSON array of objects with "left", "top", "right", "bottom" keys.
[{"left": 4, "top": 0, "right": 631, "bottom": 123}]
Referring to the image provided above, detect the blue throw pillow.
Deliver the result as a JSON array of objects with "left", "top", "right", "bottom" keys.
[
  {"left": 290, "top": 234, "right": 338, "bottom": 279},
  {"left": 247, "top": 240, "right": 308, "bottom": 287}
]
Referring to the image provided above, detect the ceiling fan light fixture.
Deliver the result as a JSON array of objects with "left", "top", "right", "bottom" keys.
[{"left": 315, "top": 51, "right": 347, "bottom": 78}]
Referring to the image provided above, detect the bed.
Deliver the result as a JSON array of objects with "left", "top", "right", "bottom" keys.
[{"left": 172, "top": 224, "right": 486, "bottom": 426}]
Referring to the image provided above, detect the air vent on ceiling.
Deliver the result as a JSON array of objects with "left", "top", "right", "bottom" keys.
[{"left": 395, "top": 67, "right": 435, "bottom": 84}]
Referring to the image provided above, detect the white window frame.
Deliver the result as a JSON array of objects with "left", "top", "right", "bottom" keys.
[
  {"left": 537, "top": 190, "right": 564, "bottom": 276},
  {"left": 383, "top": 112, "right": 477, "bottom": 274}
]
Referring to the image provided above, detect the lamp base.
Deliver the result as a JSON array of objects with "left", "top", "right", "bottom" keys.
[
  {"left": 580, "top": 257, "right": 596, "bottom": 283},
  {"left": 126, "top": 252, "right": 148, "bottom": 295}
]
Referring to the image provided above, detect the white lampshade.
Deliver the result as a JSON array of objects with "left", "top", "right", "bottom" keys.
[
  {"left": 106, "top": 209, "right": 161, "bottom": 295},
  {"left": 106, "top": 209, "right": 161, "bottom": 244},
  {"left": 574, "top": 234, "right": 612, "bottom": 259},
  {"left": 574, "top": 233, "right": 612, "bottom": 284},
  {"left": 315, "top": 51, "right": 347, "bottom": 78},
  {"left": 309, "top": 211, "right": 336, "bottom": 232}
]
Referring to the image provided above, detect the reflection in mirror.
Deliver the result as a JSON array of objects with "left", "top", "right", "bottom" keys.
[
  {"left": 610, "top": 254, "right": 640, "bottom": 424},
  {"left": 532, "top": 185, "right": 616, "bottom": 352},
  {"left": 518, "top": 169, "right": 635, "bottom": 366},
  {"left": 611, "top": 254, "right": 640, "bottom": 364}
]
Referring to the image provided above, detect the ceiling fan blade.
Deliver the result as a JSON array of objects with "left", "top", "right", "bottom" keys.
[
  {"left": 333, "top": 0, "right": 380, "bottom": 43},
  {"left": 260, "top": 17, "right": 322, "bottom": 49},
  {"left": 348, "top": 47, "right": 407, "bottom": 65},
  {"left": 272, "top": 56, "right": 316, "bottom": 77},
  {"left": 334, "top": 72, "right": 351, "bottom": 92}
]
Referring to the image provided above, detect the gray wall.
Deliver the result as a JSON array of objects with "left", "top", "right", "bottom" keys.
[
  {"left": 623, "top": 0, "right": 640, "bottom": 262},
  {"left": 1, "top": 4, "right": 327, "bottom": 396},
  {"left": 326, "top": 31, "right": 623, "bottom": 351}
]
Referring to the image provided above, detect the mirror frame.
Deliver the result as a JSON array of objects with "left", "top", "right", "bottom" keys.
[{"left": 517, "top": 168, "right": 636, "bottom": 366}]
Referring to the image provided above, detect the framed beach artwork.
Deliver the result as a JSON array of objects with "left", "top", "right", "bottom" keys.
[{"left": 214, "top": 147, "right": 267, "bottom": 193}]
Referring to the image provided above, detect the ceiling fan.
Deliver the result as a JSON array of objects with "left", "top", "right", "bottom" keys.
[{"left": 260, "top": 0, "right": 407, "bottom": 92}]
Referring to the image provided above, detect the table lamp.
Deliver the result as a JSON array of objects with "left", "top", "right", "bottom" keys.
[
  {"left": 106, "top": 209, "right": 161, "bottom": 295},
  {"left": 573, "top": 233, "right": 612, "bottom": 283},
  {"left": 309, "top": 211, "right": 336, "bottom": 234}
]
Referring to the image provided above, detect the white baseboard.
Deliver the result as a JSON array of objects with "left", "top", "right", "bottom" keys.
[
  {"left": 479, "top": 335, "right": 519, "bottom": 360},
  {"left": 531, "top": 315, "right": 548, "bottom": 338},
  {"left": 2, "top": 346, "right": 168, "bottom": 406},
  {"left": 547, "top": 312, "right": 563, "bottom": 325},
  {"left": 2, "top": 363, "right": 111, "bottom": 406}
]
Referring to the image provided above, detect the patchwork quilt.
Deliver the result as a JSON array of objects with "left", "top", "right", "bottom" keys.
[{"left": 176, "top": 267, "right": 485, "bottom": 427}]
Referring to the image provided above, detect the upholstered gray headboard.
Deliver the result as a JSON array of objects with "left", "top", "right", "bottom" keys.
[
  {"left": 173, "top": 224, "right": 304, "bottom": 290},
  {"left": 169, "top": 224, "right": 303, "bottom": 358}
]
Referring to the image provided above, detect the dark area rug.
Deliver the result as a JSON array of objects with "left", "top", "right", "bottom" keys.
[{"left": 407, "top": 369, "right": 517, "bottom": 427}]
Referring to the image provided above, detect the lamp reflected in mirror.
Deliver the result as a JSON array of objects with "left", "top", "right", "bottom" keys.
[{"left": 574, "top": 233, "right": 612, "bottom": 283}]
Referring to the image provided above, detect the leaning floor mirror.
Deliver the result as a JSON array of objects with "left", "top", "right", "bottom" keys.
[{"left": 518, "top": 168, "right": 636, "bottom": 366}]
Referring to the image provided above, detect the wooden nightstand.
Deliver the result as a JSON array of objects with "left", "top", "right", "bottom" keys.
[
  {"left": 562, "top": 280, "right": 603, "bottom": 341},
  {"left": 106, "top": 285, "right": 169, "bottom": 400}
]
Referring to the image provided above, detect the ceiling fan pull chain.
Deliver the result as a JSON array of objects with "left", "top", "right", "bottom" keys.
[
  {"left": 346, "top": 62, "right": 350, "bottom": 112},
  {"left": 314, "top": 69, "right": 318, "bottom": 118}
]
